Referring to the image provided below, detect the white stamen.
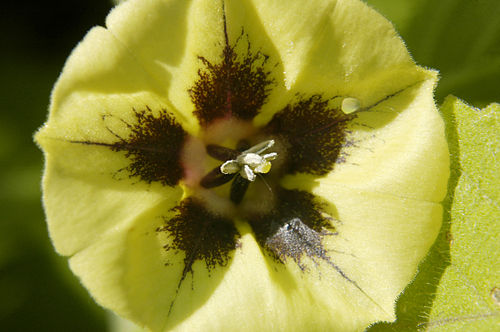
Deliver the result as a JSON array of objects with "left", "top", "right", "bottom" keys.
[
  {"left": 243, "top": 139, "right": 275, "bottom": 154},
  {"left": 262, "top": 152, "right": 278, "bottom": 161},
  {"left": 241, "top": 164, "right": 256, "bottom": 181},
  {"left": 219, "top": 140, "right": 278, "bottom": 182}
]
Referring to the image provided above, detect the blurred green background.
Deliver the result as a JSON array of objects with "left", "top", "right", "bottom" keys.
[{"left": 0, "top": 0, "right": 498, "bottom": 331}]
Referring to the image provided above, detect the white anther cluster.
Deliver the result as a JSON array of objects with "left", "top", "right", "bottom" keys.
[{"left": 220, "top": 140, "right": 278, "bottom": 181}]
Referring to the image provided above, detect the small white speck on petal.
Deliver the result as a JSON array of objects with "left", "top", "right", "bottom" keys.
[{"left": 341, "top": 97, "right": 361, "bottom": 114}]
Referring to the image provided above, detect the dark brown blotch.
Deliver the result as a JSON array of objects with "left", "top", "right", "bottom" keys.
[
  {"left": 158, "top": 197, "right": 240, "bottom": 276},
  {"left": 264, "top": 95, "right": 354, "bottom": 176},
  {"left": 248, "top": 188, "right": 335, "bottom": 268},
  {"left": 109, "top": 107, "right": 187, "bottom": 186},
  {"left": 158, "top": 197, "right": 241, "bottom": 315},
  {"left": 189, "top": 33, "right": 274, "bottom": 127}
]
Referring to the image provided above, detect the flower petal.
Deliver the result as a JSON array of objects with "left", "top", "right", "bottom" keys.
[
  {"left": 155, "top": 225, "right": 379, "bottom": 332},
  {"left": 296, "top": 75, "right": 449, "bottom": 202},
  {"left": 164, "top": 184, "right": 442, "bottom": 331},
  {"left": 249, "top": 0, "right": 424, "bottom": 125},
  {"left": 36, "top": 88, "right": 187, "bottom": 256},
  {"left": 312, "top": 183, "right": 442, "bottom": 315},
  {"left": 36, "top": 136, "right": 183, "bottom": 256},
  {"left": 35, "top": 0, "right": 450, "bottom": 331},
  {"left": 105, "top": 0, "right": 207, "bottom": 131},
  {"left": 49, "top": 25, "right": 193, "bottom": 127},
  {"left": 34, "top": 8, "right": 202, "bottom": 255},
  {"left": 107, "top": 0, "right": 276, "bottom": 128},
  {"left": 68, "top": 202, "right": 183, "bottom": 331},
  {"left": 67, "top": 183, "right": 441, "bottom": 332},
  {"left": 70, "top": 199, "right": 241, "bottom": 332}
]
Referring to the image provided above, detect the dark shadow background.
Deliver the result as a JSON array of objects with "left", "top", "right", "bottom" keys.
[
  {"left": 0, "top": 1, "right": 113, "bottom": 331},
  {"left": 0, "top": 0, "right": 498, "bottom": 331}
]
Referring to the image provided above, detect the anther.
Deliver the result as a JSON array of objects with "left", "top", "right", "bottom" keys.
[
  {"left": 200, "top": 166, "right": 235, "bottom": 188},
  {"left": 206, "top": 144, "right": 239, "bottom": 161}
]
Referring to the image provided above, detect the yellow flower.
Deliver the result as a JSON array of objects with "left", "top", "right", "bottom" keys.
[{"left": 35, "top": 0, "right": 449, "bottom": 331}]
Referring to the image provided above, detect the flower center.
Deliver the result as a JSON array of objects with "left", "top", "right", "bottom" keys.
[
  {"left": 198, "top": 139, "right": 279, "bottom": 205},
  {"left": 220, "top": 140, "right": 278, "bottom": 181}
]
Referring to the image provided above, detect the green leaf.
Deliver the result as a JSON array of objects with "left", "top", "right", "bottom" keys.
[
  {"left": 368, "top": 97, "right": 499, "bottom": 331},
  {"left": 365, "top": 0, "right": 500, "bottom": 107}
]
